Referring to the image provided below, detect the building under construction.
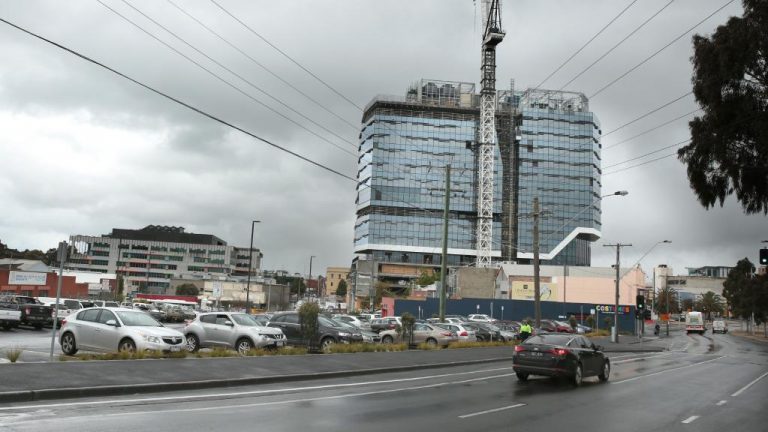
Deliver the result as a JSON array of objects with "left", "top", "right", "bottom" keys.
[{"left": 352, "top": 79, "right": 602, "bottom": 293}]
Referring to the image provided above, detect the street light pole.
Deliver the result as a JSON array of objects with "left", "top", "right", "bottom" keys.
[
  {"left": 308, "top": 255, "right": 316, "bottom": 300},
  {"left": 245, "top": 220, "right": 260, "bottom": 314},
  {"left": 604, "top": 243, "right": 632, "bottom": 343}
]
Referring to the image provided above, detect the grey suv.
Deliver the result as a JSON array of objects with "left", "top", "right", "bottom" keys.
[
  {"left": 184, "top": 312, "right": 286, "bottom": 355},
  {"left": 267, "top": 312, "right": 363, "bottom": 349}
]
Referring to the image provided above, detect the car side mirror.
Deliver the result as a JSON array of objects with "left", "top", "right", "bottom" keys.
[
  {"left": 224, "top": 320, "right": 234, "bottom": 327},
  {"left": 593, "top": 344, "right": 602, "bottom": 351},
  {"left": 106, "top": 319, "right": 118, "bottom": 327}
]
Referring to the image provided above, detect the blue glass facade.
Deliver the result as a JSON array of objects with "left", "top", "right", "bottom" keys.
[
  {"left": 516, "top": 99, "right": 602, "bottom": 266},
  {"left": 354, "top": 103, "right": 502, "bottom": 266}
]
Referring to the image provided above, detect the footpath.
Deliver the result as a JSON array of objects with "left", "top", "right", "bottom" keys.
[{"left": 0, "top": 337, "right": 666, "bottom": 404}]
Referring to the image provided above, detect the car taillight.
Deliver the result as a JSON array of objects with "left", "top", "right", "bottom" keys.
[
  {"left": 553, "top": 348, "right": 570, "bottom": 357},
  {"left": 514, "top": 345, "right": 525, "bottom": 352},
  {"left": 459, "top": 331, "right": 468, "bottom": 336},
  {"left": 61, "top": 318, "right": 67, "bottom": 326},
  {"left": 441, "top": 331, "right": 452, "bottom": 337}
]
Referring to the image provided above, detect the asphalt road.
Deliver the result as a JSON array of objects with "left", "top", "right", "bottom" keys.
[{"left": 1, "top": 326, "right": 766, "bottom": 432}]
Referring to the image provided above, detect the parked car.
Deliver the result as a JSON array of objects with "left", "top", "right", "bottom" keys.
[
  {"left": 379, "top": 323, "right": 454, "bottom": 346},
  {"left": 540, "top": 319, "right": 575, "bottom": 333},
  {"left": 331, "top": 318, "right": 380, "bottom": 343},
  {"left": 712, "top": 320, "right": 728, "bottom": 334},
  {"left": 92, "top": 300, "right": 120, "bottom": 308},
  {"left": 464, "top": 322, "right": 503, "bottom": 341},
  {"left": 332, "top": 314, "right": 370, "bottom": 330},
  {"left": 184, "top": 312, "right": 286, "bottom": 354},
  {"left": 575, "top": 324, "right": 593, "bottom": 334},
  {"left": 267, "top": 311, "right": 363, "bottom": 349},
  {"left": 0, "top": 295, "right": 52, "bottom": 329},
  {"left": 370, "top": 317, "right": 401, "bottom": 333},
  {"left": 513, "top": 333, "right": 610, "bottom": 386},
  {"left": 467, "top": 314, "right": 495, "bottom": 323},
  {"left": 59, "top": 307, "right": 185, "bottom": 355},
  {"left": 0, "top": 303, "right": 21, "bottom": 330},
  {"left": 433, "top": 323, "right": 476, "bottom": 342}
]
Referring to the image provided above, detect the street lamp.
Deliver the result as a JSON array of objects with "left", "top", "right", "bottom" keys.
[{"left": 245, "top": 220, "right": 260, "bottom": 314}]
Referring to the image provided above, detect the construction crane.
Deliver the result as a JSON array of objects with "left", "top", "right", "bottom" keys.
[{"left": 476, "top": 0, "right": 504, "bottom": 267}]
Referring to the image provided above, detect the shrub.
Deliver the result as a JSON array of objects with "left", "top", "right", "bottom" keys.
[
  {"left": 568, "top": 315, "right": 578, "bottom": 329},
  {"left": 416, "top": 342, "right": 441, "bottom": 350},
  {"left": 585, "top": 315, "right": 595, "bottom": 329},
  {"left": 4, "top": 346, "right": 23, "bottom": 363},
  {"left": 400, "top": 312, "right": 416, "bottom": 346},
  {"left": 298, "top": 302, "right": 320, "bottom": 350}
]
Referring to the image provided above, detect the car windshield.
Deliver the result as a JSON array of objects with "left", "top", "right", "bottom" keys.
[
  {"left": 231, "top": 314, "right": 257, "bottom": 326},
  {"left": 251, "top": 315, "right": 269, "bottom": 326},
  {"left": 331, "top": 319, "right": 356, "bottom": 330},
  {"left": 115, "top": 311, "right": 162, "bottom": 327},
  {"left": 318, "top": 316, "right": 338, "bottom": 328}
]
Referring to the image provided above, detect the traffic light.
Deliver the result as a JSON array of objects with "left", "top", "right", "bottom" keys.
[
  {"left": 760, "top": 248, "right": 768, "bottom": 265},
  {"left": 636, "top": 294, "right": 645, "bottom": 310}
]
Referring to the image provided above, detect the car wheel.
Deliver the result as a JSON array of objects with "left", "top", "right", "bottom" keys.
[
  {"left": 572, "top": 363, "right": 583, "bottom": 387},
  {"left": 236, "top": 338, "right": 253, "bottom": 355},
  {"left": 118, "top": 338, "right": 136, "bottom": 353},
  {"left": 186, "top": 334, "right": 200, "bottom": 353},
  {"left": 320, "top": 337, "right": 335, "bottom": 351},
  {"left": 516, "top": 372, "right": 529, "bottom": 382},
  {"left": 476, "top": 336, "right": 483, "bottom": 342},
  {"left": 426, "top": 338, "right": 438, "bottom": 347},
  {"left": 598, "top": 360, "right": 610, "bottom": 382},
  {"left": 33, "top": 324, "right": 43, "bottom": 330},
  {"left": 61, "top": 332, "right": 78, "bottom": 355},
  {"left": 382, "top": 335, "right": 394, "bottom": 344}
]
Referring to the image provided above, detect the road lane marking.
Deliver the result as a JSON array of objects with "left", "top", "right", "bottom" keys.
[
  {"left": 731, "top": 371, "right": 768, "bottom": 397},
  {"left": 681, "top": 416, "right": 699, "bottom": 424},
  {"left": 716, "top": 400, "right": 727, "bottom": 406},
  {"left": 8, "top": 372, "right": 521, "bottom": 421},
  {"left": 611, "top": 353, "right": 670, "bottom": 364},
  {"left": 0, "top": 366, "right": 516, "bottom": 411},
  {"left": 459, "top": 403, "right": 525, "bottom": 419},
  {"left": 611, "top": 356, "right": 725, "bottom": 384}
]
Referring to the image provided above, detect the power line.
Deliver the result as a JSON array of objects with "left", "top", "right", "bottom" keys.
[
  {"left": 602, "top": 91, "right": 693, "bottom": 137},
  {"left": 534, "top": 0, "right": 639, "bottom": 90},
  {"left": 108, "top": 0, "right": 358, "bottom": 155},
  {"left": 604, "top": 108, "right": 700, "bottom": 150},
  {"left": 603, "top": 151, "right": 678, "bottom": 176},
  {"left": 0, "top": 16, "right": 357, "bottom": 182},
  {"left": 209, "top": 0, "right": 364, "bottom": 112},
  {"left": 558, "top": 0, "right": 674, "bottom": 91},
  {"left": 589, "top": 0, "right": 737, "bottom": 99},
  {"left": 603, "top": 138, "right": 690, "bottom": 170},
  {"left": 165, "top": 0, "right": 359, "bottom": 133}
]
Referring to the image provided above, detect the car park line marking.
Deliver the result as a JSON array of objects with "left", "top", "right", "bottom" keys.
[
  {"left": 458, "top": 403, "right": 526, "bottom": 419},
  {"left": 31, "top": 372, "right": 521, "bottom": 420},
  {"left": 730, "top": 371, "right": 768, "bottom": 397},
  {"left": 681, "top": 415, "right": 699, "bottom": 424},
  {"left": 716, "top": 400, "right": 727, "bottom": 406},
  {"left": 0, "top": 366, "right": 516, "bottom": 412},
  {"left": 611, "top": 356, "right": 725, "bottom": 384}
]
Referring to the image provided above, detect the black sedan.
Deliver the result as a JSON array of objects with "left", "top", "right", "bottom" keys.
[{"left": 512, "top": 333, "right": 610, "bottom": 386}]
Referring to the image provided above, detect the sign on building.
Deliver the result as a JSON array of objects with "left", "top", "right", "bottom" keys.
[
  {"left": 212, "top": 281, "right": 222, "bottom": 299},
  {"left": 595, "top": 305, "right": 631, "bottom": 315},
  {"left": 8, "top": 271, "right": 47, "bottom": 286},
  {"left": 511, "top": 281, "right": 557, "bottom": 301}
]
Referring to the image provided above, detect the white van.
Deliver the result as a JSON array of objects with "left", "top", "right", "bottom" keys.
[
  {"left": 685, "top": 311, "right": 705, "bottom": 334},
  {"left": 712, "top": 320, "right": 728, "bottom": 334}
]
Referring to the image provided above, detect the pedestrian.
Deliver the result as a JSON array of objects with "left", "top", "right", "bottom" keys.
[{"left": 519, "top": 320, "right": 532, "bottom": 341}]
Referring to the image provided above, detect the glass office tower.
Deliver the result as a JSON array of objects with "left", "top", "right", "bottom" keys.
[
  {"left": 514, "top": 89, "right": 602, "bottom": 266},
  {"left": 354, "top": 80, "right": 502, "bottom": 268}
]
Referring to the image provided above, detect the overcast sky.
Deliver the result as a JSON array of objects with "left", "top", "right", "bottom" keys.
[{"left": 0, "top": 0, "right": 763, "bottom": 279}]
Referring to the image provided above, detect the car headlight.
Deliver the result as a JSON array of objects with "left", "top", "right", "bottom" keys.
[
  {"left": 337, "top": 332, "right": 350, "bottom": 337},
  {"left": 140, "top": 333, "right": 161, "bottom": 343}
]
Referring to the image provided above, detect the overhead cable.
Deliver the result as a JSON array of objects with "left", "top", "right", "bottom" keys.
[{"left": 602, "top": 91, "right": 693, "bottom": 137}]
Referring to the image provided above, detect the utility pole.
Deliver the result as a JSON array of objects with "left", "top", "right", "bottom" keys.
[
  {"left": 439, "top": 164, "right": 451, "bottom": 322},
  {"left": 562, "top": 263, "right": 567, "bottom": 318},
  {"left": 49, "top": 241, "right": 67, "bottom": 361},
  {"left": 533, "top": 197, "right": 542, "bottom": 328},
  {"left": 369, "top": 255, "right": 376, "bottom": 313},
  {"left": 245, "top": 220, "right": 260, "bottom": 314},
  {"left": 604, "top": 243, "right": 632, "bottom": 343},
  {"left": 308, "top": 255, "right": 315, "bottom": 300}
]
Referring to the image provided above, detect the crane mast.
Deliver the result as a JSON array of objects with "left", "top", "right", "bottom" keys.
[{"left": 476, "top": 0, "right": 504, "bottom": 267}]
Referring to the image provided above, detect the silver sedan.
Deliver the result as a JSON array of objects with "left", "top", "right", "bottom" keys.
[{"left": 59, "top": 307, "right": 185, "bottom": 355}]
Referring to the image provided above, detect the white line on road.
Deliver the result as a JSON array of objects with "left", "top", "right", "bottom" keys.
[
  {"left": 15, "top": 372, "right": 521, "bottom": 421},
  {"left": 611, "top": 353, "right": 671, "bottom": 364},
  {"left": 681, "top": 415, "right": 700, "bottom": 424},
  {"left": 0, "top": 366, "right": 516, "bottom": 411},
  {"left": 731, "top": 371, "right": 768, "bottom": 397},
  {"left": 611, "top": 356, "right": 725, "bottom": 384},
  {"left": 716, "top": 400, "right": 727, "bottom": 406},
  {"left": 459, "top": 403, "right": 526, "bottom": 419}
]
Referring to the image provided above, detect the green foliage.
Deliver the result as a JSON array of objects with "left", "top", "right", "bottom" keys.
[
  {"left": 0, "top": 240, "right": 57, "bottom": 266},
  {"left": 585, "top": 315, "right": 595, "bottom": 329},
  {"left": 697, "top": 291, "right": 725, "bottom": 319},
  {"left": 447, "top": 341, "right": 515, "bottom": 349},
  {"left": 568, "top": 315, "right": 577, "bottom": 329},
  {"left": 326, "top": 343, "right": 407, "bottom": 354},
  {"left": 336, "top": 279, "right": 348, "bottom": 297},
  {"left": 678, "top": 0, "right": 768, "bottom": 214},
  {"left": 400, "top": 312, "right": 416, "bottom": 344},
  {"left": 175, "top": 283, "right": 200, "bottom": 296},
  {"left": 654, "top": 285, "right": 680, "bottom": 314},
  {"left": 603, "top": 317, "right": 613, "bottom": 329},
  {"left": 415, "top": 270, "right": 440, "bottom": 287},
  {"left": 723, "top": 258, "right": 768, "bottom": 324},
  {"left": 298, "top": 302, "right": 320, "bottom": 349}
]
